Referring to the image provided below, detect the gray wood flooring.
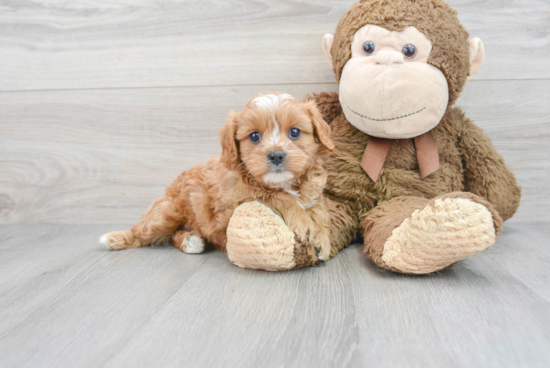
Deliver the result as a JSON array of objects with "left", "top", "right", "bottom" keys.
[
  {"left": 0, "top": 224, "right": 549, "bottom": 368},
  {"left": 1, "top": 1, "right": 549, "bottom": 367}
]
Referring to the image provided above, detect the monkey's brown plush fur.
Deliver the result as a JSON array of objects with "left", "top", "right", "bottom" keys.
[
  {"left": 315, "top": 95, "right": 517, "bottom": 266},
  {"left": 225, "top": 0, "right": 521, "bottom": 274}
]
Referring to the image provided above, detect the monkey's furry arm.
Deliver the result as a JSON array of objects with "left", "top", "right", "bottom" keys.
[
  {"left": 305, "top": 92, "right": 341, "bottom": 126},
  {"left": 459, "top": 115, "right": 521, "bottom": 222}
]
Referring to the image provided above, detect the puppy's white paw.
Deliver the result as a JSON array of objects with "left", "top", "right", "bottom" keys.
[
  {"left": 99, "top": 230, "right": 137, "bottom": 250},
  {"left": 182, "top": 235, "right": 205, "bottom": 254},
  {"left": 99, "top": 234, "right": 114, "bottom": 250}
]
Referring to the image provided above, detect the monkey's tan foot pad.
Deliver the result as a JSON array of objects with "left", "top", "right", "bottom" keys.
[
  {"left": 381, "top": 197, "right": 497, "bottom": 274},
  {"left": 226, "top": 201, "right": 297, "bottom": 271}
]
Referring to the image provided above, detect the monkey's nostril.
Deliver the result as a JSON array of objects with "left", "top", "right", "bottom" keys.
[{"left": 268, "top": 150, "right": 286, "bottom": 165}]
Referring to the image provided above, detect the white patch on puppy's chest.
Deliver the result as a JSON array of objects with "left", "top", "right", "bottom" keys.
[
  {"left": 301, "top": 199, "right": 319, "bottom": 210},
  {"left": 283, "top": 185, "right": 318, "bottom": 210}
]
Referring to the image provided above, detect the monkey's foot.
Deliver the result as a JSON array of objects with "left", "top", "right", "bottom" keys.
[
  {"left": 363, "top": 192, "right": 503, "bottom": 274},
  {"left": 226, "top": 201, "right": 319, "bottom": 271}
]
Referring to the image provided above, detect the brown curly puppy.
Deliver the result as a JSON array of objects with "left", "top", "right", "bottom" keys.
[{"left": 100, "top": 93, "right": 334, "bottom": 264}]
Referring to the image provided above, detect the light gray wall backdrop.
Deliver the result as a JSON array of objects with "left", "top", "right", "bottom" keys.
[{"left": 1, "top": 0, "right": 549, "bottom": 225}]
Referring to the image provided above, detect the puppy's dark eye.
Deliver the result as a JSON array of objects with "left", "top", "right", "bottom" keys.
[
  {"left": 249, "top": 131, "right": 261, "bottom": 143},
  {"left": 402, "top": 44, "right": 416, "bottom": 59},
  {"left": 363, "top": 40, "right": 375, "bottom": 55},
  {"left": 288, "top": 128, "right": 301, "bottom": 140}
]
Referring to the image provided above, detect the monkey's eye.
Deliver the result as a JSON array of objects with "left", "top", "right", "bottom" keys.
[
  {"left": 362, "top": 40, "right": 375, "bottom": 55},
  {"left": 249, "top": 131, "right": 262, "bottom": 144},
  {"left": 288, "top": 128, "right": 301, "bottom": 140},
  {"left": 402, "top": 44, "right": 417, "bottom": 59}
]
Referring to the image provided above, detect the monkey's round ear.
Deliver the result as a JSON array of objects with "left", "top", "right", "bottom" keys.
[
  {"left": 467, "top": 37, "right": 484, "bottom": 82},
  {"left": 307, "top": 102, "right": 334, "bottom": 152},
  {"left": 323, "top": 34, "right": 334, "bottom": 68},
  {"left": 219, "top": 111, "right": 241, "bottom": 171}
]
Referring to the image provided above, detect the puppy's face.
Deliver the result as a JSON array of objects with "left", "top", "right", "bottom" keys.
[{"left": 220, "top": 93, "right": 334, "bottom": 187}]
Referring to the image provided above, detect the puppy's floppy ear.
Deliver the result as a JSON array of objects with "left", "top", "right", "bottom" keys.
[
  {"left": 219, "top": 111, "right": 241, "bottom": 170},
  {"left": 306, "top": 102, "right": 334, "bottom": 152}
]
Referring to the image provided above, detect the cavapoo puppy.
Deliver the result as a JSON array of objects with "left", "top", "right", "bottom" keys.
[{"left": 100, "top": 93, "right": 335, "bottom": 261}]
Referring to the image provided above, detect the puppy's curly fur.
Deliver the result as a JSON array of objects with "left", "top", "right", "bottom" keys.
[{"left": 100, "top": 93, "right": 335, "bottom": 260}]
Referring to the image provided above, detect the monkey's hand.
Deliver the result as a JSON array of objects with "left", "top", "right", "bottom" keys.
[{"left": 226, "top": 201, "right": 319, "bottom": 271}]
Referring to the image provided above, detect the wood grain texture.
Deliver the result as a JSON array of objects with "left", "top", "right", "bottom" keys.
[
  {"left": 1, "top": 80, "right": 548, "bottom": 224},
  {"left": 0, "top": 83, "right": 337, "bottom": 224},
  {"left": 0, "top": 224, "right": 548, "bottom": 367},
  {"left": 1, "top": 2, "right": 548, "bottom": 367},
  {"left": 0, "top": 0, "right": 549, "bottom": 92}
]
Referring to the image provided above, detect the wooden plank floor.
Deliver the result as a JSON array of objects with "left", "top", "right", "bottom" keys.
[
  {"left": 1, "top": 1, "right": 549, "bottom": 367},
  {"left": 0, "top": 224, "right": 549, "bottom": 368}
]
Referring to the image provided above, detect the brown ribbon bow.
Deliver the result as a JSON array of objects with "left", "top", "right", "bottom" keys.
[{"left": 360, "top": 131, "right": 440, "bottom": 182}]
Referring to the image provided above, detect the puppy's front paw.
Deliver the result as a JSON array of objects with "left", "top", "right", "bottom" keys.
[
  {"left": 315, "top": 235, "right": 331, "bottom": 261},
  {"left": 287, "top": 218, "right": 314, "bottom": 246},
  {"left": 289, "top": 220, "right": 331, "bottom": 262}
]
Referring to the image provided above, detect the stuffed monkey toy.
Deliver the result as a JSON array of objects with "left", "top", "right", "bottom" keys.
[{"left": 225, "top": 0, "right": 521, "bottom": 274}]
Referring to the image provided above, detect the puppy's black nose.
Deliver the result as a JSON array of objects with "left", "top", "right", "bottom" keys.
[{"left": 268, "top": 150, "right": 286, "bottom": 165}]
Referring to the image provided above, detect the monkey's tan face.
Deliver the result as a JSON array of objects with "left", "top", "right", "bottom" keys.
[{"left": 338, "top": 25, "right": 449, "bottom": 139}]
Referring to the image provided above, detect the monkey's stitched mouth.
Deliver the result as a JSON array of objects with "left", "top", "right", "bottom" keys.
[{"left": 347, "top": 106, "right": 426, "bottom": 122}]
